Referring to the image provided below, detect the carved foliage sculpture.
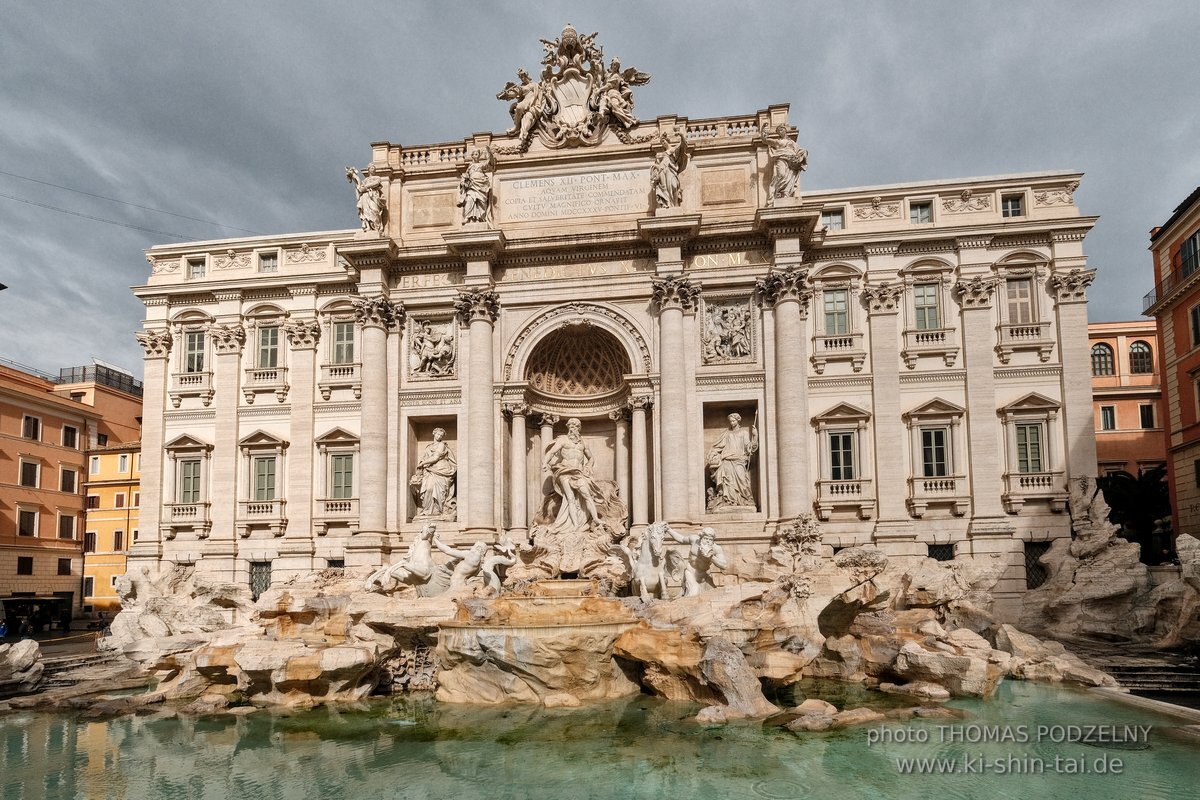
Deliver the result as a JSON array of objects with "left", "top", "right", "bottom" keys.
[
  {"left": 755, "top": 266, "right": 811, "bottom": 310},
  {"left": 352, "top": 296, "right": 404, "bottom": 330},
  {"left": 1048, "top": 268, "right": 1096, "bottom": 304},
  {"left": 953, "top": 276, "right": 998, "bottom": 309},
  {"left": 283, "top": 320, "right": 321, "bottom": 350},
  {"left": 496, "top": 24, "right": 653, "bottom": 151},
  {"left": 454, "top": 288, "right": 501, "bottom": 324},
  {"left": 651, "top": 275, "right": 701, "bottom": 312},
  {"left": 208, "top": 324, "right": 246, "bottom": 355},
  {"left": 861, "top": 282, "right": 904, "bottom": 314},
  {"left": 135, "top": 329, "right": 173, "bottom": 359}
]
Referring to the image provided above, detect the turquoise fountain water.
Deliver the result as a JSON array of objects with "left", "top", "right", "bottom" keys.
[{"left": 2, "top": 681, "right": 1196, "bottom": 800}]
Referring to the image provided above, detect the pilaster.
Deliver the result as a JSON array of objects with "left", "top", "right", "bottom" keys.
[
  {"left": 1049, "top": 265, "right": 1098, "bottom": 479},
  {"left": 131, "top": 328, "right": 172, "bottom": 565}
]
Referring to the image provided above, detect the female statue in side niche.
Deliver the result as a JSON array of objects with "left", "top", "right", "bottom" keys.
[{"left": 411, "top": 428, "right": 457, "bottom": 519}]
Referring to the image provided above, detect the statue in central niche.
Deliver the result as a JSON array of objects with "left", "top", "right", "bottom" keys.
[{"left": 516, "top": 417, "right": 628, "bottom": 582}]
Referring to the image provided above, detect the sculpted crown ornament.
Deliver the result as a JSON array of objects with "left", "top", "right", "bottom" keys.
[
  {"left": 496, "top": 24, "right": 653, "bottom": 152},
  {"left": 1048, "top": 267, "right": 1096, "bottom": 303},
  {"left": 352, "top": 296, "right": 404, "bottom": 330},
  {"left": 953, "top": 276, "right": 998, "bottom": 308},
  {"left": 651, "top": 275, "right": 702, "bottom": 312},
  {"left": 861, "top": 281, "right": 904, "bottom": 314},
  {"left": 755, "top": 266, "right": 811, "bottom": 308},
  {"left": 208, "top": 324, "right": 246, "bottom": 354},
  {"left": 454, "top": 288, "right": 501, "bottom": 323},
  {"left": 135, "top": 329, "right": 172, "bottom": 358}
]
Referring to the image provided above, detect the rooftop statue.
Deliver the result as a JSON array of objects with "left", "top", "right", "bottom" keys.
[
  {"left": 457, "top": 146, "right": 495, "bottom": 225},
  {"left": 497, "top": 24, "right": 653, "bottom": 151},
  {"left": 761, "top": 124, "right": 807, "bottom": 206},
  {"left": 345, "top": 165, "right": 386, "bottom": 232}
]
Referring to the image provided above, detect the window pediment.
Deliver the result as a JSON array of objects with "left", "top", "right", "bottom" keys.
[
  {"left": 315, "top": 427, "right": 360, "bottom": 447},
  {"left": 238, "top": 429, "right": 289, "bottom": 450},
  {"left": 813, "top": 402, "right": 871, "bottom": 424},
  {"left": 903, "top": 398, "right": 965, "bottom": 421},
  {"left": 164, "top": 433, "right": 213, "bottom": 453},
  {"left": 1000, "top": 392, "right": 1060, "bottom": 414}
]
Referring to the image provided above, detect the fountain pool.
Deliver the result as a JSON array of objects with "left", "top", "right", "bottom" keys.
[{"left": 2, "top": 682, "right": 1196, "bottom": 799}]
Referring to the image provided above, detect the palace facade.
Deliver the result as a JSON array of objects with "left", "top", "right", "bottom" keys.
[{"left": 131, "top": 27, "right": 1098, "bottom": 617}]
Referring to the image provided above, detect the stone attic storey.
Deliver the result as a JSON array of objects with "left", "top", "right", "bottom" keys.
[{"left": 132, "top": 24, "right": 1097, "bottom": 621}]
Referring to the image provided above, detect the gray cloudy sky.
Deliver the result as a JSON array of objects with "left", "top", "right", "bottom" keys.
[{"left": 2, "top": 1, "right": 1198, "bottom": 377}]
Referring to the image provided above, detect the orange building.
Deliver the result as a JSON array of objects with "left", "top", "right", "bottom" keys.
[
  {"left": 82, "top": 442, "right": 140, "bottom": 613},
  {"left": 1089, "top": 320, "right": 1165, "bottom": 476},
  {"left": 0, "top": 361, "right": 141, "bottom": 624},
  {"left": 1144, "top": 186, "right": 1200, "bottom": 536}
]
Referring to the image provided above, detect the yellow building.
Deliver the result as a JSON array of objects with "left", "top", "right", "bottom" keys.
[{"left": 82, "top": 442, "right": 139, "bottom": 614}]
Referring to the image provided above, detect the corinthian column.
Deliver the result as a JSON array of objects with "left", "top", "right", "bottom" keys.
[
  {"left": 629, "top": 396, "right": 652, "bottom": 528},
  {"left": 1049, "top": 266, "right": 1098, "bottom": 479},
  {"left": 651, "top": 275, "right": 701, "bottom": 525},
  {"left": 757, "top": 266, "right": 811, "bottom": 519},
  {"left": 504, "top": 402, "right": 531, "bottom": 535},
  {"left": 283, "top": 319, "right": 321, "bottom": 541},
  {"left": 455, "top": 288, "right": 501, "bottom": 537},
  {"left": 353, "top": 296, "right": 402, "bottom": 536},
  {"left": 132, "top": 329, "right": 172, "bottom": 568},
  {"left": 610, "top": 407, "right": 630, "bottom": 509}
]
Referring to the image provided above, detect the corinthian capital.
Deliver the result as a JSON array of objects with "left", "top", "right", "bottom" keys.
[
  {"left": 283, "top": 319, "right": 322, "bottom": 349},
  {"left": 755, "top": 266, "right": 811, "bottom": 310},
  {"left": 454, "top": 288, "right": 501, "bottom": 324},
  {"left": 651, "top": 275, "right": 701, "bottom": 312},
  {"left": 953, "top": 276, "right": 998, "bottom": 309},
  {"left": 1048, "top": 268, "right": 1096, "bottom": 305},
  {"left": 134, "top": 329, "right": 172, "bottom": 359},
  {"left": 208, "top": 323, "right": 246, "bottom": 354},
  {"left": 861, "top": 281, "right": 904, "bottom": 314},
  {"left": 352, "top": 296, "right": 404, "bottom": 330}
]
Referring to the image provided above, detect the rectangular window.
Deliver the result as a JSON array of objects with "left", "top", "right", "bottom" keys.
[
  {"left": 1140, "top": 404, "right": 1155, "bottom": 429},
  {"left": 18, "top": 510, "right": 37, "bottom": 536},
  {"left": 90, "top": 456, "right": 101, "bottom": 474},
  {"left": 187, "top": 258, "right": 205, "bottom": 278},
  {"left": 249, "top": 561, "right": 272, "bottom": 602},
  {"left": 1100, "top": 405, "right": 1116, "bottom": 431},
  {"left": 330, "top": 453, "right": 354, "bottom": 499},
  {"left": 1191, "top": 306, "right": 1200, "bottom": 347},
  {"left": 57, "top": 558, "right": 71, "bottom": 576},
  {"left": 1002, "top": 194, "right": 1024, "bottom": 218},
  {"left": 258, "top": 326, "right": 280, "bottom": 369},
  {"left": 60, "top": 469, "right": 76, "bottom": 494},
  {"left": 86, "top": 494, "right": 100, "bottom": 509},
  {"left": 829, "top": 432, "right": 855, "bottom": 480},
  {"left": 113, "top": 530, "right": 124, "bottom": 551},
  {"left": 254, "top": 456, "right": 277, "bottom": 501},
  {"left": 1025, "top": 542, "right": 1051, "bottom": 589},
  {"left": 259, "top": 252, "right": 278, "bottom": 273},
  {"left": 84, "top": 531, "right": 97, "bottom": 552},
  {"left": 332, "top": 321, "right": 355, "bottom": 364},
  {"left": 913, "top": 283, "right": 940, "bottom": 330},
  {"left": 1015, "top": 423, "right": 1044, "bottom": 473},
  {"left": 58, "top": 514, "right": 75, "bottom": 539},
  {"left": 118, "top": 454, "right": 129, "bottom": 473},
  {"left": 909, "top": 201, "right": 932, "bottom": 225},
  {"left": 114, "top": 493, "right": 125, "bottom": 509},
  {"left": 920, "top": 428, "right": 949, "bottom": 477},
  {"left": 62, "top": 425, "right": 78, "bottom": 449},
  {"left": 83, "top": 576, "right": 94, "bottom": 598},
  {"left": 927, "top": 544, "right": 955, "bottom": 562},
  {"left": 820, "top": 209, "right": 844, "bottom": 231},
  {"left": 1006, "top": 278, "right": 1034, "bottom": 325},
  {"left": 185, "top": 331, "right": 206, "bottom": 373},
  {"left": 179, "top": 459, "right": 201, "bottom": 504},
  {"left": 823, "top": 290, "right": 849, "bottom": 335},
  {"left": 136, "top": 453, "right": 141, "bottom": 471},
  {"left": 133, "top": 529, "right": 139, "bottom": 541},
  {"left": 20, "top": 460, "right": 39, "bottom": 488},
  {"left": 1182, "top": 231, "right": 1200, "bottom": 279},
  {"left": 132, "top": 491, "right": 140, "bottom": 507},
  {"left": 97, "top": 433, "right": 108, "bottom": 446},
  {"left": 22, "top": 415, "right": 40, "bottom": 440},
  {"left": 16, "top": 557, "right": 32, "bottom": 576}
]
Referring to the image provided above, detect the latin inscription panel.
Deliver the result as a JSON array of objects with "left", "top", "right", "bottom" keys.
[{"left": 500, "top": 169, "right": 649, "bottom": 223}]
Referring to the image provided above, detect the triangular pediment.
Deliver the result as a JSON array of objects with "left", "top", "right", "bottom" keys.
[
  {"left": 903, "top": 397, "right": 966, "bottom": 420},
  {"left": 314, "top": 426, "right": 359, "bottom": 446},
  {"left": 164, "top": 433, "right": 212, "bottom": 451},
  {"left": 1001, "top": 392, "right": 1060, "bottom": 413},
  {"left": 238, "top": 429, "right": 289, "bottom": 448},
  {"left": 813, "top": 402, "right": 871, "bottom": 422}
]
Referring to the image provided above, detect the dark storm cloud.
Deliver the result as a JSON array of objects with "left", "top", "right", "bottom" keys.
[{"left": 1, "top": 0, "right": 1197, "bottom": 375}]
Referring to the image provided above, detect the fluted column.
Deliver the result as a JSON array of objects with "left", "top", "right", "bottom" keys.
[
  {"left": 610, "top": 407, "right": 630, "bottom": 510},
  {"left": 353, "top": 296, "right": 402, "bottom": 535},
  {"left": 1049, "top": 267, "right": 1099, "bottom": 478},
  {"left": 505, "top": 402, "right": 531, "bottom": 535},
  {"left": 283, "top": 319, "right": 320, "bottom": 540},
  {"left": 757, "top": 266, "right": 811, "bottom": 519},
  {"left": 455, "top": 288, "right": 500, "bottom": 536},
  {"left": 629, "top": 396, "right": 652, "bottom": 528},
  {"left": 652, "top": 276, "right": 701, "bottom": 525},
  {"left": 132, "top": 329, "right": 172, "bottom": 562}
]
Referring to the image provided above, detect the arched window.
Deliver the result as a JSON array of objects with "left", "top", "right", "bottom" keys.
[
  {"left": 1091, "top": 343, "right": 1114, "bottom": 376},
  {"left": 1129, "top": 341, "right": 1153, "bottom": 374}
]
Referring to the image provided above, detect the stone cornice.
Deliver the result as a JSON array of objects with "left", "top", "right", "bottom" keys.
[
  {"left": 638, "top": 215, "right": 702, "bottom": 247},
  {"left": 443, "top": 228, "right": 506, "bottom": 261}
]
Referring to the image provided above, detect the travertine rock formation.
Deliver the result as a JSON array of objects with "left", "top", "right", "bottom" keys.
[{"left": 0, "top": 640, "right": 43, "bottom": 695}]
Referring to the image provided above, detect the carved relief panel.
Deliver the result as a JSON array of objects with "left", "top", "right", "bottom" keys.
[
  {"left": 408, "top": 316, "right": 458, "bottom": 379},
  {"left": 700, "top": 297, "right": 756, "bottom": 365}
]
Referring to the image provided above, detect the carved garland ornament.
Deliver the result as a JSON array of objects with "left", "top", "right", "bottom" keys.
[
  {"left": 953, "top": 276, "right": 998, "bottom": 308},
  {"left": 147, "top": 255, "right": 179, "bottom": 275},
  {"left": 1047, "top": 268, "right": 1096, "bottom": 303},
  {"left": 214, "top": 250, "right": 250, "bottom": 270},
  {"left": 1034, "top": 181, "right": 1079, "bottom": 207},
  {"left": 135, "top": 329, "right": 173, "bottom": 358},
  {"left": 853, "top": 196, "right": 899, "bottom": 220},
  {"left": 942, "top": 189, "right": 992, "bottom": 213},
  {"left": 454, "top": 288, "right": 501, "bottom": 324},
  {"left": 861, "top": 281, "right": 904, "bottom": 314},
  {"left": 353, "top": 296, "right": 405, "bottom": 330},
  {"left": 503, "top": 302, "right": 652, "bottom": 380},
  {"left": 650, "top": 275, "right": 702, "bottom": 312},
  {"left": 286, "top": 243, "right": 327, "bottom": 263}
]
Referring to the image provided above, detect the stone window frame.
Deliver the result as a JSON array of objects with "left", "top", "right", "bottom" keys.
[
  {"left": 22, "top": 414, "right": 41, "bottom": 441},
  {"left": 169, "top": 310, "right": 215, "bottom": 407},
  {"left": 1128, "top": 340, "right": 1154, "bottom": 375},
  {"left": 808, "top": 263, "right": 866, "bottom": 374},
  {"left": 18, "top": 457, "right": 40, "bottom": 489},
  {"left": 256, "top": 247, "right": 281, "bottom": 274},
  {"left": 318, "top": 300, "right": 363, "bottom": 400},
  {"left": 16, "top": 506, "right": 38, "bottom": 537},
  {"left": 994, "top": 255, "right": 1054, "bottom": 364},
  {"left": 907, "top": 196, "right": 935, "bottom": 226},
  {"left": 999, "top": 392, "right": 1067, "bottom": 513},
  {"left": 89, "top": 456, "right": 100, "bottom": 475},
  {"left": 314, "top": 427, "right": 361, "bottom": 536},
  {"left": 163, "top": 433, "right": 214, "bottom": 538},
  {"left": 812, "top": 401, "right": 875, "bottom": 520},
  {"left": 1139, "top": 403, "right": 1156, "bottom": 430},
  {"left": 819, "top": 206, "right": 846, "bottom": 232},
  {"left": 1099, "top": 405, "right": 1116, "bottom": 431},
  {"left": 185, "top": 253, "right": 208, "bottom": 280},
  {"left": 237, "top": 430, "right": 289, "bottom": 538},
  {"left": 56, "top": 511, "right": 76, "bottom": 540},
  {"left": 902, "top": 398, "right": 969, "bottom": 517},
  {"left": 242, "top": 303, "right": 290, "bottom": 404},
  {"left": 59, "top": 466, "right": 77, "bottom": 494},
  {"left": 898, "top": 260, "right": 959, "bottom": 368},
  {"left": 16, "top": 556, "right": 33, "bottom": 576},
  {"left": 61, "top": 424, "right": 78, "bottom": 449},
  {"left": 1000, "top": 191, "right": 1027, "bottom": 218}
]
